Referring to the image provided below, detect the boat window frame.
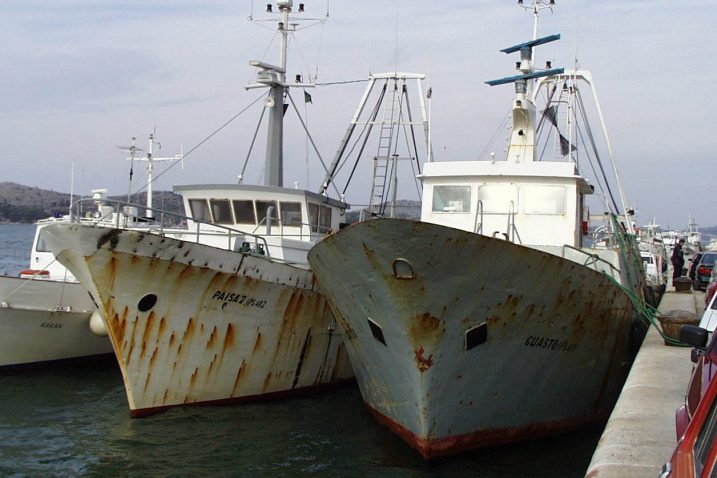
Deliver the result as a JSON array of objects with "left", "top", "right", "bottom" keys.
[
  {"left": 280, "top": 201, "right": 303, "bottom": 227},
  {"left": 232, "top": 199, "right": 257, "bottom": 225},
  {"left": 209, "top": 199, "right": 234, "bottom": 225},
  {"left": 309, "top": 203, "right": 333, "bottom": 233},
  {"left": 255, "top": 200, "right": 279, "bottom": 226},
  {"left": 431, "top": 185, "right": 472, "bottom": 214},
  {"left": 188, "top": 199, "right": 212, "bottom": 223}
]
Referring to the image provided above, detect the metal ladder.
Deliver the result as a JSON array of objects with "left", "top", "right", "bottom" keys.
[{"left": 368, "top": 81, "right": 401, "bottom": 216}]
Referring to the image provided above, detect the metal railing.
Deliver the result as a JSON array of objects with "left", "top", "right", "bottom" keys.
[{"left": 69, "top": 198, "right": 273, "bottom": 258}]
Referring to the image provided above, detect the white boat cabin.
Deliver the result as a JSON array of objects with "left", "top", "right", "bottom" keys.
[
  {"left": 173, "top": 184, "right": 347, "bottom": 264},
  {"left": 420, "top": 160, "right": 593, "bottom": 248},
  {"left": 25, "top": 220, "right": 78, "bottom": 282}
]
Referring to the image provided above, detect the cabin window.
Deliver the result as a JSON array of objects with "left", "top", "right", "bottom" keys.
[
  {"left": 256, "top": 200, "right": 278, "bottom": 226},
  {"left": 232, "top": 200, "right": 256, "bottom": 225},
  {"left": 35, "top": 231, "right": 50, "bottom": 252},
  {"left": 309, "top": 203, "right": 333, "bottom": 233},
  {"left": 280, "top": 202, "right": 302, "bottom": 226},
  {"left": 522, "top": 186, "right": 567, "bottom": 215},
  {"left": 188, "top": 199, "right": 212, "bottom": 222},
  {"left": 209, "top": 199, "right": 233, "bottom": 224},
  {"left": 477, "top": 185, "right": 518, "bottom": 214},
  {"left": 432, "top": 186, "right": 471, "bottom": 213}
]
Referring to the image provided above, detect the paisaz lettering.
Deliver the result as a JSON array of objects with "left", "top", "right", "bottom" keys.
[
  {"left": 40, "top": 322, "right": 63, "bottom": 329},
  {"left": 524, "top": 335, "right": 576, "bottom": 352},
  {"left": 211, "top": 290, "right": 266, "bottom": 309}
]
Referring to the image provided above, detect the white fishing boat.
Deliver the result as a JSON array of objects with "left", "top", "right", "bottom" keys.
[
  {"left": 42, "top": 0, "right": 353, "bottom": 417},
  {"left": 0, "top": 219, "right": 113, "bottom": 367},
  {"left": 308, "top": 2, "right": 648, "bottom": 459}
]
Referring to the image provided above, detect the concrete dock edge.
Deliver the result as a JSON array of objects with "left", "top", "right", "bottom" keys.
[{"left": 584, "top": 290, "right": 704, "bottom": 477}]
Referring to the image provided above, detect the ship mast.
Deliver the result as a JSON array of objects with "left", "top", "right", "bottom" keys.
[{"left": 246, "top": 1, "right": 318, "bottom": 188}]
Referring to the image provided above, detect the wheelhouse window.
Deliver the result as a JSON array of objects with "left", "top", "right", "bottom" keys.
[
  {"left": 256, "top": 200, "right": 278, "bottom": 225},
  {"left": 209, "top": 199, "right": 233, "bottom": 224},
  {"left": 188, "top": 199, "right": 212, "bottom": 222},
  {"left": 232, "top": 200, "right": 256, "bottom": 225},
  {"left": 280, "top": 202, "right": 302, "bottom": 226},
  {"left": 309, "top": 203, "right": 333, "bottom": 233},
  {"left": 35, "top": 230, "right": 50, "bottom": 252},
  {"left": 432, "top": 186, "right": 471, "bottom": 213},
  {"left": 477, "top": 185, "right": 518, "bottom": 214},
  {"left": 522, "top": 186, "right": 567, "bottom": 215}
]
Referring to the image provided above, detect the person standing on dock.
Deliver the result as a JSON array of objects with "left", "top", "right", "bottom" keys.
[{"left": 671, "top": 238, "right": 685, "bottom": 280}]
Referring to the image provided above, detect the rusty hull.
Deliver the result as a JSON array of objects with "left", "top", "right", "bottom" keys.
[
  {"left": 307, "top": 218, "right": 646, "bottom": 459},
  {"left": 41, "top": 223, "right": 353, "bottom": 415}
]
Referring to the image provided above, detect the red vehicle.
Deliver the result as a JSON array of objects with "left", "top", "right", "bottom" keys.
[
  {"left": 662, "top": 326, "right": 717, "bottom": 477},
  {"left": 705, "top": 274, "right": 717, "bottom": 307},
  {"left": 690, "top": 252, "right": 717, "bottom": 291}
]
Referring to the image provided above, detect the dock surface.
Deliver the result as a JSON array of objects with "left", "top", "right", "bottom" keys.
[{"left": 585, "top": 289, "right": 705, "bottom": 477}]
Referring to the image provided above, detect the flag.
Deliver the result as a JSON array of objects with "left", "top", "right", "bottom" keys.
[
  {"left": 543, "top": 106, "right": 558, "bottom": 127},
  {"left": 559, "top": 134, "right": 577, "bottom": 156},
  {"left": 304, "top": 90, "right": 312, "bottom": 104}
]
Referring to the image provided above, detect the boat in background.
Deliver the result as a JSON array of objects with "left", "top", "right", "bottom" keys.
[
  {"left": 42, "top": 0, "right": 353, "bottom": 417},
  {"left": 638, "top": 219, "right": 668, "bottom": 307},
  {"left": 308, "top": 2, "right": 647, "bottom": 459},
  {"left": 0, "top": 218, "right": 113, "bottom": 367}
]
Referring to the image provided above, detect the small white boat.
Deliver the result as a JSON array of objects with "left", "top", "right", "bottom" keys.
[{"left": 0, "top": 220, "right": 113, "bottom": 367}]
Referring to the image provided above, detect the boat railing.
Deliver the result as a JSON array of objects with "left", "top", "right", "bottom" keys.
[
  {"left": 68, "top": 197, "right": 273, "bottom": 258},
  {"left": 561, "top": 244, "right": 621, "bottom": 277},
  {"left": 251, "top": 213, "right": 334, "bottom": 241},
  {"left": 473, "top": 200, "right": 483, "bottom": 234},
  {"left": 507, "top": 201, "right": 522, "bottom": 244}
]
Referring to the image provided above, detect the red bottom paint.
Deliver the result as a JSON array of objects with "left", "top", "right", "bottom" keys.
[{"left": 365, "top": 401, "right": 607, "bottom": 460}]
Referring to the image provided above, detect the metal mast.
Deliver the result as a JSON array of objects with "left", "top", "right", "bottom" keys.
[
  {"left": 125, "top": 133, "right": 182, "bottom": 219},
  {"left": 246, "top": 1, "right": 316, "bottom": 188}
]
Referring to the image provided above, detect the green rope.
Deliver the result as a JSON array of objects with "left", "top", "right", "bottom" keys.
[{"left": 601, "top": 271, "right": 687, "bottom": 347}]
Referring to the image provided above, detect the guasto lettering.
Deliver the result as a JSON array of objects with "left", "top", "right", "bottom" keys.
[{"left": 524, "top": 335, "right": 577, "bottom": 352}]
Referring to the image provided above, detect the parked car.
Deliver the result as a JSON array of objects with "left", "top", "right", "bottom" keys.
[
  {"left": 699, "top": 292, "right": 717, "bottom": 333},
  {"left": 690, "top": 252, "right": 717, "bottom": 291},
  {"left": 661, "top": 364, "right": 717, "bottom": 477},
  {"left": 706, "top": 267, "right": 717, "bottom": 306},
  {"left": 661, "top": 326, "right": 717, "bottom": 477}
]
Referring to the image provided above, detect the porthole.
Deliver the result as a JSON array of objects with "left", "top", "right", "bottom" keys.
[{"left": 138, "top": 294, "right": 158, "bottom": 312}]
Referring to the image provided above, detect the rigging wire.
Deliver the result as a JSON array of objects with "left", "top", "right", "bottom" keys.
[
  {"left": 575, "top": 87, "right": 620, "bottom": 213},
  {"left": 132, "top": 93, "right": 266, "bottom": 196},
  {"left": 476, "top": 113, "right": 511, "bottom": 161}
]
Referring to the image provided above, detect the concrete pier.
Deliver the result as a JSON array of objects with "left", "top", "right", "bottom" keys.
[{"left": 585, "top": 289, "right": 705, "bottom": 477}]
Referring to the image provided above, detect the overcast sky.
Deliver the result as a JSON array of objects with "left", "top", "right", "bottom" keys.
[{"left": 0, "top": 1, "right": 713, "bottom": 229}]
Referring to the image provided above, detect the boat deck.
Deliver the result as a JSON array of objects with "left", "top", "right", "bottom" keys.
[{"left": 585, "top": 288, "right": 705, "bottom": 477}]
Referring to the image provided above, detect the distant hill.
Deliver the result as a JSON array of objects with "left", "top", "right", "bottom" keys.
[{"left": 0, "top": 182, "right": 184, "bottom": 223}]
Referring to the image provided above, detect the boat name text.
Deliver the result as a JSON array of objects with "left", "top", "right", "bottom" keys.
[
  {"left": 212, "top": 290, "right": 267, "bottom": 309},
  {"left": 524, "top": 335, "right": 577, "bottom": 352},
  {"left": 40, "top": 322, "right": 63, "bottom": 329}
]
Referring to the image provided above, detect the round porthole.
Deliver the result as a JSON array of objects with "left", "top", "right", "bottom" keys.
[{"left": 138, "top": 294, "right": 158, "bottom": 312}]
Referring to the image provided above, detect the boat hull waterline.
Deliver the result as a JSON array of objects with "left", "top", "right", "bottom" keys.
[
  {"left": 42, "top": 223, "right": 353, "bottom": 416},
  {"left": 0, "top": 277, "right": 113, "bottom": 366},
  {"left": 308, "top": 218, "right": 641, "bottom": 459}
]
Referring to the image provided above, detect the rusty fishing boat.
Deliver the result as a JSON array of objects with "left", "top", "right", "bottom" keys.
[
  {"left": 308, "top": 2, "right": 647, "bottom": 459},
  {"left": 41, "top": 0, "right": 353, "bottom": 417}
]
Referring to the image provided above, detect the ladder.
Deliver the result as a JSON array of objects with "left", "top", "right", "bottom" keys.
[{"left": 368, "top": 81, "right": 401, "bottom": 216}]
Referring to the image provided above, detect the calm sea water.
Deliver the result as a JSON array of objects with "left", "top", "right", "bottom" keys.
[{"left": 0, "top": 224, "right": 601, "bottom": 477}]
